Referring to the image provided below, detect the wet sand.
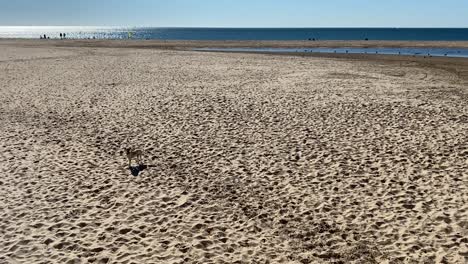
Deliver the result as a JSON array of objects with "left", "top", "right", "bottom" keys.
[
  {"left": 2, "top": 39, "right": 468, "bottom": 50},
  {"left": 0, "top": 40, "right": 467, "bottom": 263}
]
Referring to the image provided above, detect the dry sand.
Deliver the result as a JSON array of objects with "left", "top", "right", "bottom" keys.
[{"left": 0, "top": 40, "right": 467, "bottom": 263}]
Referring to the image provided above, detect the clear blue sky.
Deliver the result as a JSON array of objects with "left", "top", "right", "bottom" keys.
[{"left": 1, "top": 0, "right": 467, "bottom": 27}]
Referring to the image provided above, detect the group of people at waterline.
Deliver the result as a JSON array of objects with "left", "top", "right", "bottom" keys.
[{"left": 40, "top": 33, "right": 67, "bottom": 39}]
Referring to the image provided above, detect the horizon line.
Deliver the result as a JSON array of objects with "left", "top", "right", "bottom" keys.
[{"left": 1, "top": 26, "right": 468, "bottom": 29}]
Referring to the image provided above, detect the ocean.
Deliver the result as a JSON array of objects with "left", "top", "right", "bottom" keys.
[{"left": 0, "top": 27, "right": 468, "bottom": 41}]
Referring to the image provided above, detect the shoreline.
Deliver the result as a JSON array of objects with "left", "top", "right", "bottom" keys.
[
  {"left": 2, "top": 38, "right": 468, "bottom": 49},
  {"left": 3, "top": 39, "right": 468, "bottom": 84}
]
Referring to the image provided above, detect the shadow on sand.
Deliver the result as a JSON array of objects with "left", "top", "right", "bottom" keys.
[{"left": 129, "top": 164, "right": 157, "bottom": 176}]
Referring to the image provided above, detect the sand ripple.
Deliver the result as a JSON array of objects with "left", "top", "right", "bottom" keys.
[{"left": 0, "top": 45, "right": 467, "bottom": 263}]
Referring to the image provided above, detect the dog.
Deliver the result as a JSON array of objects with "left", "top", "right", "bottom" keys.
[{"left": 125, "top": 148, "right": 143, "bottom": 167}]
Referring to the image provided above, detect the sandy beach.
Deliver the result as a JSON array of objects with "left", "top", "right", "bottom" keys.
[
  {"left": 3, "top": 39, "right": 468, "bottom": 50},
  {"left": 0, "top": 40, "right": 467, "bottom": 263}
]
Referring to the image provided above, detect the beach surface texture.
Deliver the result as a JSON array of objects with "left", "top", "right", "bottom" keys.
[{"left": 0, "top": 40, "right": 467, "bottom": 263}]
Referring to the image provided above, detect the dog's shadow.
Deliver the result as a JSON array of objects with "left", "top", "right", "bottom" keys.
[{"left": 129, "top": 164, "right": 156, "bottom": 176}]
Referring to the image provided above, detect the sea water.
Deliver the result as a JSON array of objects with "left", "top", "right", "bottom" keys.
[{"left": 1, "top": 27, "right": 468, "bottom": 41}]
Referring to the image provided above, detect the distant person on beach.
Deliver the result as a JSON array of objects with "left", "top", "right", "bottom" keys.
[
  {"left": 43, "top": 34, "right": 47, "bottom": 39},
  {"left": 63, "top": 33, "right": 66, "bottom": 39},
  {"left": 60, "top": 33, "right": 63, "bottom": 39}
]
